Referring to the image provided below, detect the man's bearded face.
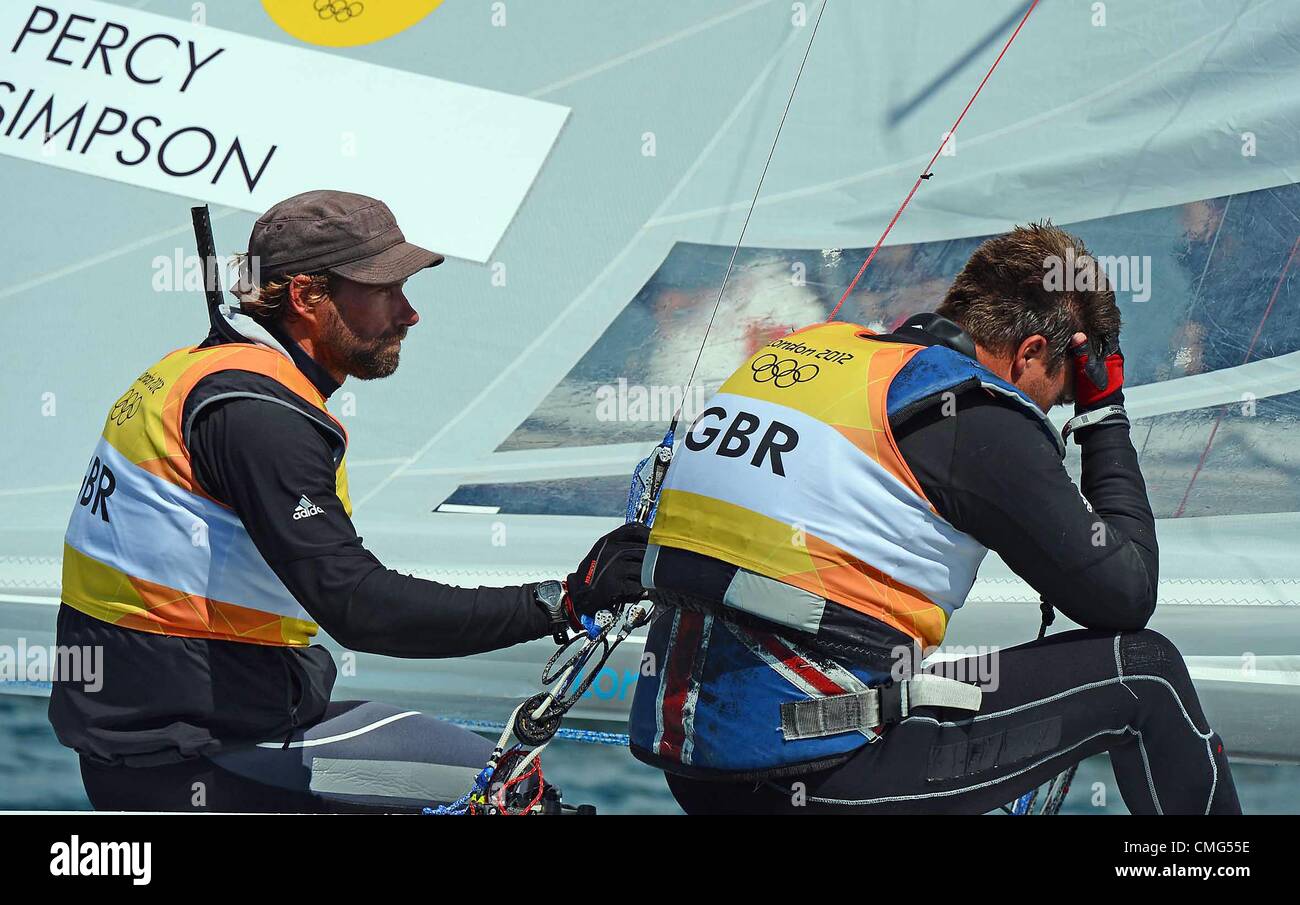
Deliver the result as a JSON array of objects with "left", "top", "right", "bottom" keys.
[
  {"left": 316, "top": 277, "right": 417, "bottom": 380},
  {"left": 319, "top": 297, "right": 407, "bottom": 380}
]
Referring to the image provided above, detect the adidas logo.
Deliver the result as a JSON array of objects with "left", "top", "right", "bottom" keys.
[{"left": 293, "top": 495, "right": 325, "bottom": 520}]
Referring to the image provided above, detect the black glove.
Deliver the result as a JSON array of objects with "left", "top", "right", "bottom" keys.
[
  {"left": 564, "top": 523, "right": 650, "bottom": 625},
  {"left": 1063, "top": 334, "right": 1127, "bottom": 443}
]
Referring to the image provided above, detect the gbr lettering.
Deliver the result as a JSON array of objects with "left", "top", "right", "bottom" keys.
[{"left": 684, "top": 407, "right": 799, "bottom": 476}]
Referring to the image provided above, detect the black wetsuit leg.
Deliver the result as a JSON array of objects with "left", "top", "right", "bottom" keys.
[
  {"left": 79, "top": 701, "right": 494, "bottom": 813},
  {"left": 665, "top": 629, "right": 1241, "bottom": 815}
]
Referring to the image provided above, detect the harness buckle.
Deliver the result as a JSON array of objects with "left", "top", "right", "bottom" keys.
[{"left": 876, "top": 680, "right": 909, "bottom": 725}]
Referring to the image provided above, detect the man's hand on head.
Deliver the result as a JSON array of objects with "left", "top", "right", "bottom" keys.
[
  {"left": 1063, "top": 331, "right": 1127, "bottom": 443},
  {"left": 1070, "top": 331, "right": 1125, "bottom": 410}
]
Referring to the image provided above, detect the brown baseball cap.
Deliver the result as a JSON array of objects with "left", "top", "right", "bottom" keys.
[{"left": 249, "top": 189, "right": 444, "bottom": 285}]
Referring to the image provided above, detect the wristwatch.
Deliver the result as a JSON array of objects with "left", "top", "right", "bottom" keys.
[{"left": 533, "top": 579, "right": 570, "bottom": 644}]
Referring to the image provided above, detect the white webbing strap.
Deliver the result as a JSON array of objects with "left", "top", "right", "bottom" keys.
[
  {"left": 779, "top": 674, "right": 982, "bottom": 741},
  {"left": 907, "top": 673, "right": 985, "bottom": 711}
]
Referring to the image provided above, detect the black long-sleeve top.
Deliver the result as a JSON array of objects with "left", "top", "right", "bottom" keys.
[{"left": 184, "top": 372, "right": 549, "bottom": 658}]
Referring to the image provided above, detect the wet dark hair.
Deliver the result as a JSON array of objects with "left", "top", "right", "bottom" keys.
[{"left": 936, "top": 221, "right": 1121, "bottom": 372}]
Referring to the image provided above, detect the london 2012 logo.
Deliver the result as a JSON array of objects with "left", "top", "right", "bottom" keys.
[
  {"left": 109, "top": 389, "right": 143, "bottom": 426},
  {"left": 751, "top": 353, "right": 819, "bottom": 389},
  {"left": 262, "top": 0, "right": 445, "bottom": 47}
]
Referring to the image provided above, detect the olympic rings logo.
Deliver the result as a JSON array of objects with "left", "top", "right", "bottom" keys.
[
  {"left": 109, "top": 389, "right": 142, "bottom": 426},
  {"left": 315, "top": 0, "right": 365, "bottom": 22},
  {"left": 750, "top": 354, "right": 819, "bottom": 388}
]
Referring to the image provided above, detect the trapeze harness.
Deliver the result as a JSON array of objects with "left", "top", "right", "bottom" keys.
[
  {"left": 628, "top": 321, "right": 1066, "bottom": 779},
  {"left": 62, "top": 344, "right": 351, "bottom": 646}
]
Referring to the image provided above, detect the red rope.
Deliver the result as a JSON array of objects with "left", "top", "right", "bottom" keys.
[
  {"left": 493, "top": 752, "right": 545, "bottom": 815},
  {"left": 828, "top": 0, "right": 1041, "bottom": 321}
]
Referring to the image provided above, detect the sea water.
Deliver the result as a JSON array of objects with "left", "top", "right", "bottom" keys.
[{"left": 2, "top": 695, "right": 1296, "bottom": 814}]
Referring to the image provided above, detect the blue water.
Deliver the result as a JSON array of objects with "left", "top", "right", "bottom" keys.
[{"left": 3, "top": 695, "right": 1296, "bottom": 813}]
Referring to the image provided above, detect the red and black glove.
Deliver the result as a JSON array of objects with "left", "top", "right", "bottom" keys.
[
  {"left": 1063, "top": 334, "right": 1128, "bottom": 443},
  {"left": 1071, "top": 334, "right": 1125, "bottom": 408},
  {"left": 564, "top": 523, "right": 650, "bottom": 626}
]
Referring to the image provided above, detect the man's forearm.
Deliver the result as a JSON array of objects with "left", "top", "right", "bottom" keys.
[
  {"left": 1048, "top": 339, "right": 1159, "bottom": 629},
  {"left": 302, "top": 559, "right": 551, "bottom": 657},
  {"left": 188, "top": 390, "right": 553, "bottom": 658},
  {"left": 1068, "top": 417, "right": 1159, "bottom": 627},
  {"left": 1077, "top": 420, "right": 1158, "bottom": 558}
]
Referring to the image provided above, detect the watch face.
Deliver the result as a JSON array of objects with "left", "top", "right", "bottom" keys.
[{"left": 536, "top": 580, "right": 564, "bottom": 607}]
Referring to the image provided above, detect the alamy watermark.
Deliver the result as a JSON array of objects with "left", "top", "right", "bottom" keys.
[
  {"left": 151, "top": 248, "right": 259, "bottom": 295},
  {"left": 50, "top": 836, "right": 150, "bottom": 885},
  {"left": 1043, "top": 248, "right": 1151, "bottom": 303},
  {"left": 0, "top": 639, "right": 102, "bottom": 692},
  {"left": 890, "top": 642, "right": 1000, "bottom": 692},
  {"left": 595, "top": 379, "right": 709, "bottom": 423}
]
